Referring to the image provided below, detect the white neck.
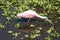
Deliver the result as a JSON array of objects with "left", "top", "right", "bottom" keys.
[{"left": 36, "top": 14, "right": 47, "bottom": 19}]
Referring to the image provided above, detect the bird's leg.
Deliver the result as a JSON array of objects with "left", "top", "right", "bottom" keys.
[{"left": 28, "top": 18, "right": 30, "bottom": 24}]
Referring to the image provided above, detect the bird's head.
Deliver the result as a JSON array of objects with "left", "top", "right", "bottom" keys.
[{"left": 44, "top": 17, "right": 53, "bottom": 24}]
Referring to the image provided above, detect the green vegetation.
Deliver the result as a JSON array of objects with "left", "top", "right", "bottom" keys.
[
  {"left": 0, "top": 23, "right": 5, "bottom": 29},
  {"left": 0, "top": 0, "right": 60, "bottom": 40},
  {"left": 8, "top": 30, "right": 13, "bottom": 34},
  {"left": 15, "top": 22, "right": 20, "bottom": 28},
  {"left": 44, "top": 35, "right": 52, "bottom": 40}
]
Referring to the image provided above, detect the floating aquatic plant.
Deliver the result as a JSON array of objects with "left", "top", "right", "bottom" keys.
[
  {"left": 0, "top": 23, "right": 5, "bottom": 29},
  {"left": 15, "top": 22, "right": 20, "bottom": 28},
  {"left": 13, "top": 32, "right": 19, "bottom": 38},
  {"left": 44, "top": 35, "right": 52, "bottom": 40},
  {"left": 8, "top": 30, "right": 13, "bottom": 34},
  {"left": 47, "top": 26, "right": 60, "bottom": 37},
  {"left": 29, "top": 24, "right": 35, "bottom": 28},
  {"left": 29, "top": 33, "right": 40, "bottom": 39}
]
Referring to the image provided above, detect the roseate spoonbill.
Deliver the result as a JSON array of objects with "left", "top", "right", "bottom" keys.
[{"left": 16, "top": 10, "right": 50, "bottom": 24}]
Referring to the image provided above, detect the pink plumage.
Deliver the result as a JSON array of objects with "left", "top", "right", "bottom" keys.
[{"left": 17, "top": 10, "right": 47, "bottom": 19}]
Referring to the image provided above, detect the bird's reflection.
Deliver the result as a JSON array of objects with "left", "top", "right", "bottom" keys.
[
  {"left": 15, "top": 18, "right": 38, "bottom": 32},
  {"left": 16, "top": 18, "right": 36, "bottom": 22},
  {"left": 15, "top": 18, "right": 45, "bottom": 32}
]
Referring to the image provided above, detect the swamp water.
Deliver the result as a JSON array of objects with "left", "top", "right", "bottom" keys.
[{"left": 0, "top": 9, "right": 60, "bottom": 40}]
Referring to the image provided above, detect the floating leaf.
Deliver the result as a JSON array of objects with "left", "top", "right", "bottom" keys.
[
  {"left": 25, "top": 35, "right": 29, "bottom": 38},
  {"left": 15, "top": 22, "right": 20, "bottom": 28},
  {"left": 0, "top": 23, "right": 5, "bottom": 29},
  {"left": 14, "top": 32, "right": 18, "bottom": 37},
  {"left": 8, "top": 30, "right": 13, "bottom": 34}
]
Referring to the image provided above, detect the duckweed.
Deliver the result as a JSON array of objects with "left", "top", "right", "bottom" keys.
[
  {"left": 20, "top": 37, "right": 24, "bottom": 40},
  {"left": 14, "top": 32, "right": 19, "bottom": 37},
  {"left": 0, "top": 23, "right": 5, "bottom": 29},
  {"left": 34, "top": 30, "right": 40, "bottom": 33},
  {"left": 44, "top": 35, "right": 52, "bottom": 40},
  {"left": 47, "top": 27, "right": 54, "bottom": 34},
  {"left": 25, "top": 34, "right": 29, "bottom": 38},
  {"left": 8, "top": 30, "right": 13, "bottom": 34},
  {"left": 12, "top": 32, "right": 19, "bottom": 39},
  {"left": 15, "top": 22, "right": 20, "bottom": 28},
  {"left": 30, "top": 33, "right": 40, "bottom": 39},
  {"left": 30, "top": 24, "right": 35, "bottom": 28},
  {"left": 47, "top": 26, "right": 60, "bottom": 37}
]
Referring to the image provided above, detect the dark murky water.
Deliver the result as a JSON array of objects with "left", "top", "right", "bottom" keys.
[{"left": 0, "top": 9, "right": 60, "bottom": 40}]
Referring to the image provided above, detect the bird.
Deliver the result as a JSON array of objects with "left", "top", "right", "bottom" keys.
[
  {"left": 16, "top": 10, "right": 48, "bottom": 24},
  {"left": 16, "top": 10, "right": 52, "bottom": 32}
]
